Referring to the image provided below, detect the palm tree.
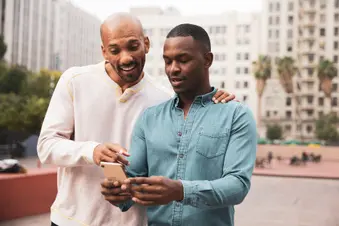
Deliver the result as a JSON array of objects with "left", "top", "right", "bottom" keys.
[
  {"left": 252, "top": 55, "right": 272, "bottom": 130},
  {"left": 276, "top": 57, "right": 298, "bottom": 94},
  {"left": 317, "top": 59, "right": 337, "bottom": 112},
  {"left": 276, "top": 57, "right": 300, "bottom": 139}
]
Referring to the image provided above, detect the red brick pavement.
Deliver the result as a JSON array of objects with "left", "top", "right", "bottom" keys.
[{"left": 253, "top": 160, "right": 339, "bottom": 179}]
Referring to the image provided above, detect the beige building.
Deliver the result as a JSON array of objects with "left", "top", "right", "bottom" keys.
[
  {"left": 0, "top": 0, "right": 102, "bottom": 72},
  {"left": 260, "top": 0, "right": 339, "bottom": 140},
  {"left": 131, "top": 7, "right": 261, "bottom": 121}
]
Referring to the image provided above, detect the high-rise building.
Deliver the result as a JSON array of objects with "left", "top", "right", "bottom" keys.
[
  {"left": 55, "top": 0, "right": 102, "bottom": 72},
  {"left": 260, "top": 0, "right": 339, "bottom": 140},
  {"left": 0, "top": 0, "right": 102, "bottom": 72},
  {"left": 131, "top": 7, "right": 261, "bottom": 120}
]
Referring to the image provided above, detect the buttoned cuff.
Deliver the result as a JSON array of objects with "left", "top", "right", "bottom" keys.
[{"left": 180, "top": 180, "right": 197, "bottom": 206}]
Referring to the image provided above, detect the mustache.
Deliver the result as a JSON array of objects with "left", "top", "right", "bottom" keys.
[{"left": 119, "top": 61, "right": 137, "bottom": 67}]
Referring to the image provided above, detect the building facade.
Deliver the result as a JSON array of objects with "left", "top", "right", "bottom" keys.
[
  {"left": 131, "top": 7, "right": 261, "bottom": 120},
  {"left": 0, "top": 0, "right": 102, "bottom": 72},
  {"left": 261, "top": 0, "right": 339, "bottom": 140}
]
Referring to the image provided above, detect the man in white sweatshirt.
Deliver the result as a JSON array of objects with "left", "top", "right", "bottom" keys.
[{"left": 37, "top": 13, "right": 235, "bottom": 226}]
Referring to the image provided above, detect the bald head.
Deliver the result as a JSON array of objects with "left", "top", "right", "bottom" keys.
[
  {"left": 100, "top": 12, "right": 150, "bottom": 88},
  {"left": 100, "top": 13, "right": 144, "bottom": 43}
]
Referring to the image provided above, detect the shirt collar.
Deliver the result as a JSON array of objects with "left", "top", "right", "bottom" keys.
[{"left": 172, "top": 87, "right": 217, "bottom": 108}]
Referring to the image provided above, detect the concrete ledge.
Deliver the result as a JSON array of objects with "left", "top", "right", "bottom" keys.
[{"left": 0, "top": 168, "right": 57, "bottom": 221}]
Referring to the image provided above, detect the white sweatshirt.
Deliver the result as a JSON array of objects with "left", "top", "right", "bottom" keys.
[{"left": 37, "top": 61, "right": 172, "bottom": 226}]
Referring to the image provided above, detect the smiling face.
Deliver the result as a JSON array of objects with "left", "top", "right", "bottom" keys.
[
  {"left": 163, "top": 36, "right": 212, "bottom": 94},
  {"left": 101, "top": 16, "right": 150, "bottom": 84}
]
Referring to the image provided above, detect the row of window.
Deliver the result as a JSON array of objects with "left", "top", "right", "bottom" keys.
[
  {"left": 284, "top": 95, "right": 339, "bottom": 107},
  {"left": 268, "top": 29, "right": 293, "bottom": 39},
  {"left": 144, "top": 24, "right": 252, "bottom": 37}
]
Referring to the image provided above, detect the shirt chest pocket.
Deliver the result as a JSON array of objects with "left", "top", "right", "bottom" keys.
[{"left": 196, "top": 128, "right": 229, "bottom": 159}]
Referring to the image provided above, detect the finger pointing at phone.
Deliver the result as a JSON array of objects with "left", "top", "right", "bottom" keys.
[{"left": 93, "top": 143, "right": 130, "bottom": 166}]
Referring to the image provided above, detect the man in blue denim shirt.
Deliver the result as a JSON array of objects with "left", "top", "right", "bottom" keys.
[{"left": 101, "top": 23, "right": 257, "bottom": 226}]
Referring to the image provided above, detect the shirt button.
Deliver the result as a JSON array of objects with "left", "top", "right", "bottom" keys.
[{"left": 178, "top": 132, "right": 182, "bottom": 136}]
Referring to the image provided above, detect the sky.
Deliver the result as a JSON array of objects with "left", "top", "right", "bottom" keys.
[{"left": 70, "top": 0, "right": 262, "bottom": 21}]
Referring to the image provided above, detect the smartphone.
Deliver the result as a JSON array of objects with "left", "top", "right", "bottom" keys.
[{"left": 100, "top": 162, "right": 127, "bottom": 182}]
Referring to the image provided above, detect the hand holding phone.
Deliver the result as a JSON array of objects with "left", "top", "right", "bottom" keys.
[{"left": 100, "top": 162, "right": 128, "bottom": 182}]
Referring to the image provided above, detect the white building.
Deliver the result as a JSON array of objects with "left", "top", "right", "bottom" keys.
[
  {"left": 260, "top": 0, "right": 339, "bottom": 140},
  {"left": 132, "top": 7, "right": 261, "bottom": 120},
  {"left": 55, "top": 0, "right": 102, "bottom": 72},
  {"left": 0, "top": 0, "right": 102, "bottom": 72}
]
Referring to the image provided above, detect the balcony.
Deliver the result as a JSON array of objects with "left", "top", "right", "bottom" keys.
[
  {"left": 300, "top": 60, "right": 316, "bottom": 68},
  {"left": 299, "top": 45, "right": 316, "bottom": 54},
  {"left": 261, "top": 117, "right": 295, "bottom": 123},
  {"left": 299, "top": 16, "right": 316, "bottom": 27},
  {"left": 300, "top": 3, "right": 317, "bottom": 14},
  {"left": 300, "top": 101, "right": 314, "bottom": 110},
  {"left": 300, "top": 115, "right": 316, "bottom": 122}
]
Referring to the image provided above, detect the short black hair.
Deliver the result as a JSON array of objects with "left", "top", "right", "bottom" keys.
[{"left": 166, "top": 23, "right": 211, "bottom": 52}]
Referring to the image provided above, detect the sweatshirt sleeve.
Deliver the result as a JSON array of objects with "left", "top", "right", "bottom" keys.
[{"left": 37, "top": 68, "right": 100, "bottom": 167}]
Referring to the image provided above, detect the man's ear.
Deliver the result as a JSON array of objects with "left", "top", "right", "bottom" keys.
[
  {"left": 144, "top": 36, "right": 150, "bottom": 54},
  {"left": 204, "top": 52, "right": 213, "bottom": 68},
  {"left": 101, "top": 44, "right": 108, "bottom": 60}
]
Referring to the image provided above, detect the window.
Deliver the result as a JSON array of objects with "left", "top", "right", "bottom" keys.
[
  {"left": 307, "top": 96, "right": 314, "bottom": 104},
  {"left": 236, "top": 67, "right": 241, "bottom": 74},
  {"left": 333, "top": 83, "right": 338, "bottom": 91},
  {"left": 243, "top": 95, "right": 248, "bottom": 102},
  {"left": 244, "top": 53, "right": 249, "bottom": 60},
  {"left": 245, "top": 25, "right": 250, "bottom": 33},
  {"left": 235, "top": 81, "right": 240, "bottom": 88},
  {"left": 287, "top": 44, "right": 293, "bottom": 52},
  {"left": 320, "top": 14, "right": 326, "bottom": 23},
  {"left": 285, "top": 125, "right": 292, "bottom": 132},
  {"left": 334, "top": 55, "right": 338, "bottom": 63},
  {"left": 336, "top": 0, "right": 339, "bottom": 8},
  {"left": 335, "top": 41, "right": 338, "bottom": 50},
  {"left": 318, "top": 97, "right": 324, "bottom": 106},
  {"left": 332, "top": 97, "right": 338, "bottom": 107},
  {"left": 335, "top": 27, "right": 339, "bottom": 36},
  {"left": 286, "top": 111, "right": 292, "bottom": 118},
  {"left": 269, "top": 16, "right": 273, "bottom": 25},
  {"left": 276, "top": 30, "right": 279, "bottom": 38},
  {"left": 269, "top": 3, "right": 273, "bottom": 11},
  {"left": 237, "top": 53, "right": 241, "bottom": 60},
  {"left": 288, "top": 16, "right": 293, "bottom": 25},
  {"left": 276, "top": 2, "right": 280, "bottom": 11},
  {"left": 287, "top": 29, "right": 293, "bottom": 38},
  {"left": 308, "top": 68, "right": 313, "bottom": 76},
  {"left": 307, "top": 110, "right": 314, "bottom": 116},
  {"left": 276, "top": 17, "right": 280, "bottom": 25},
  {"left": 286, "top": 97, "right": 292, "bottom": 106},
  {"left": 269, "top": 30, "right": 272, "bottom": 38},
  {"left": 288, "top": 2, "right": 293, "bottom": 11},
  {"left": 320, "top": 28, "right": 326, "bottom": 36},
  {"left": 221, "top": 82, "right": 225, "bottom": 88},
  {"left": 244, "top": 67, "right": 249, "bottom": 74},
  {"left": 306, "top": 125, "right": 313, "bottom": 133},
  {"left": 335, "top": 13, "right": 339, "bottom": 22},
  {"left": 319, "top": 111, "right": 324, "bottom": 117},
  {"left": 266, "top": 111, "right": 270, "bottom": 117},
  {"left": 244, "top": 81, "right": 248, "bottom": 88}
]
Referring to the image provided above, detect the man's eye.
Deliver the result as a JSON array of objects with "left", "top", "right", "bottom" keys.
[
  {"left": 130, "top": 44, "right": 139, "bottom": 51},
  {"left": 110, "top": 49, "right": 119, "bottom": 54}
]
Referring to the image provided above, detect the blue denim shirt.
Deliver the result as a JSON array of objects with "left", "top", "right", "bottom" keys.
[{"left": 122, "top": 88, "right": 257, "bottom": 226}]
